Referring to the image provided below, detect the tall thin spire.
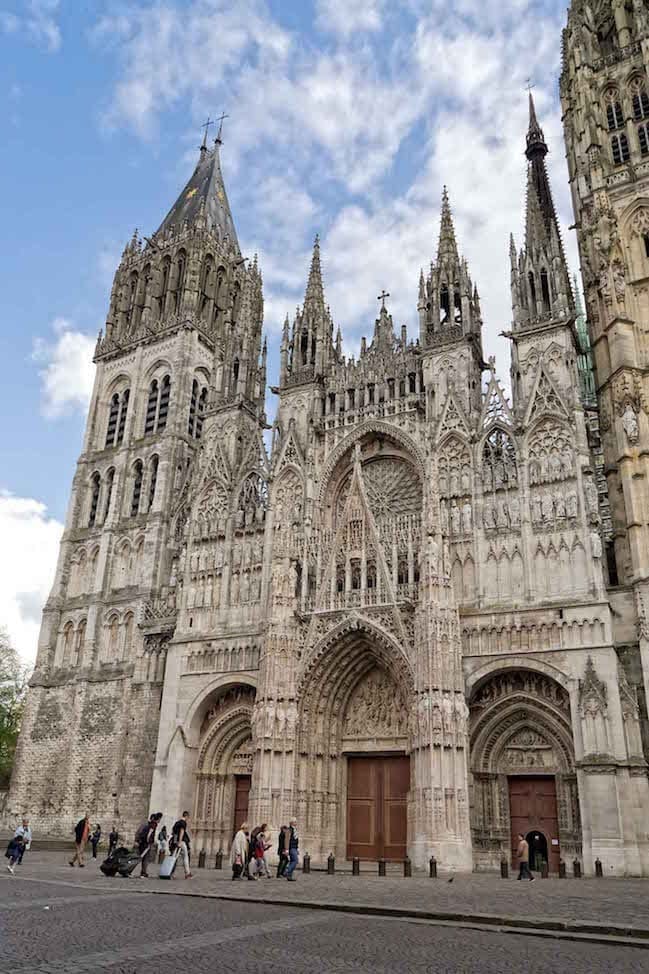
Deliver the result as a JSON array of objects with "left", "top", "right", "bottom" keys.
[
  {"left": 526, "top": 92, "right": 547, "bottom": 159},
  {"left": 304, "top": 235, "right": 325, "bottom": 311},
  {"left": 437, "top": 187, "right": 459, "bottom": 263}
]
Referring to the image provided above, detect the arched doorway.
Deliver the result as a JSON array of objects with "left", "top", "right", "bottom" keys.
[
  {"left": 297, "top": 620, "right": 413, "bottom": 863},
  {"left": 526, "top": 829, "right": 548, "bottom": 872},
  {"left": 469, "top": 669, "right": 581, "bottom": 873},
  {"left": 193, "top": 685, "right": 255, "bottom": 856}
]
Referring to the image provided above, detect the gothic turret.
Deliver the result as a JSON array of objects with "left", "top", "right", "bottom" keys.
[
  {"left": 419, "top": 189, "right": 484, "bottom": 357},
  {"left": 510, "top": 94, "right": 573, "bottom": 333},
  {"left": 283, "top": 236, "right": 337, "bottom": 386}
]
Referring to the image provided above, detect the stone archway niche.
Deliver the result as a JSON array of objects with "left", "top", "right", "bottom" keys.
[
  {"left": 192, "top": 685, "right": 255, "bottom": 856},
  {"left": 469, "top": 669, "right": 582, "bottom": 872}
]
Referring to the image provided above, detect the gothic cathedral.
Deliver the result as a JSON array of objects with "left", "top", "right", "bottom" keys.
[{"left": 9, "top": 2, "right": 649, "bottom": 875}]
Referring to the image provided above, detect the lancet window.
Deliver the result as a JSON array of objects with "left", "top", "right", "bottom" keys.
[
  {"left": 88, "top": 473, "right": 101, "bottom": 527},
  {"left": 148, "top": 455, "right": 159, "bottom": 511},
  {"left": 144, "top": 375, "right": 171, "bottom": 435},
  {"left": 482, "top": 429, "right": 518, "bottom": 491},
  {"left": 103, "top": 467, "right": 115, "bottom": 521},
  {"left": 611, "top": 132, "right": 630, "bottom": 164},
  {"left": 131, "top": 460, "right": 143, "bottom": 517}
]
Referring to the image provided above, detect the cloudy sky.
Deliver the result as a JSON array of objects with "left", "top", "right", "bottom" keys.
[{"left": 0, "top": 0, "right": 578, "bottom": 663}]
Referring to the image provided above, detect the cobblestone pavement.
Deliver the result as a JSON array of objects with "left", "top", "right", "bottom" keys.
[
  {"left": 0, "top": 873, "right": 648, "bottom": 974},
  {"left": 7, "top": 851, "right": 649, "bottom": 932}
]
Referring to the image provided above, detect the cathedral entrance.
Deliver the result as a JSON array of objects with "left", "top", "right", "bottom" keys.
[
  {"left": 346, "top": 755, "right": 409, "bottom": 861},
  {"left": 509, "top": 776, "right": 559, "bottom": 873}
]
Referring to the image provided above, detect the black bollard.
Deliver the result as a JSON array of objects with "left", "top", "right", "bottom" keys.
[
  {"left": 378, "top": 858, "right": 386, "bottom": 877},
  {"left": 429, "top": 856, "right": 437, "bottom": 879},
  {"left": 500, "top": 858, "right": 509, "bottom": 879},
  {"left": 559, "top": 859, "right": 566, "bottom": 878},
  {"left": 198, "top": 849, "right": 206, "bottom": 869},
  {"left": 541, "top": 861, "right": 549, "bottom": 879},
  {"left": 595, "top": 858, "right": 603, "bottom": 878},
  {"left": 352, "top": 857, "right": 360, "bottom": 876},
  {"left": 573, "top": 858, "right": 582, "bottom": 879},
  {"left": 214, "top": 850, "right": 223, "bottom": 870},
  {"left": 302, "top": 853, "right": 311, "bottom": 874},
  {"left": 403, "top": 857, "right": 412, "bottom": 878},
  {"left": 327, "top": 853, "right": 335, "bottom": 875}
]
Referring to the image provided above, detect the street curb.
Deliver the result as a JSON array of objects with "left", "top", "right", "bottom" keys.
[{"left": 116, "top": 883, "right": 649, "bottom": 948}]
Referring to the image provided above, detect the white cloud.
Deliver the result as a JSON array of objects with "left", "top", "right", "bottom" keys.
[
  {"left": 0, "top": 0, "right": 61, "bottom": 51},
  {"left": 0, "top": 491, "right": 63, "bottom": 665},
  {"left": 32, "top": 317, "right": 96, "bottom": 419},
  {"left": 315, "top": 0, "right": 385, "bottom": 37}
]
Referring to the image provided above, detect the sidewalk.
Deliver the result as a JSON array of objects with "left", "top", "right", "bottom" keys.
[{"left": 6, "top": 850, "right": 649, "bottom": 943}]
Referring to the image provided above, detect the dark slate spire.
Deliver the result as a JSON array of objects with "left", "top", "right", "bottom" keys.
[
  {"left": 304, "top": 234, "right": 325, "bottom": 312},
  {"left": 156, "top": 140, "right": 240, "bottom": 252},
  {"left": 437, "top": 187, "right": 460, "bottom": 264},
  {"left": 525, "top": 93, "right": 557, "bottom": 241}
]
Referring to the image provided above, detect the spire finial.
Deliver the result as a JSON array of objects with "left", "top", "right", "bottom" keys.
[
  {"left": 526, "top": 89, "right": 547, "bottom": 160},
  {"left": 214, "top": 111, "right": 229, "bottom": 145},
  {"left": 200, "top": 116, "right": 214, "bottom": 150},
  {"left": 377, "top": 289, "right": 390, "bottom": 311},
  {"left": 304, "top": 234, "right": 325, "bottom": 310},
  {"left": 438, "top": 186, "right": 459, "bottom": 263}
]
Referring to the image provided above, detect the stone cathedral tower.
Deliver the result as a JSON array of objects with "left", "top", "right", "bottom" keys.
[{"left": 8, "top": 45, "right": 649, "bottom": 875}]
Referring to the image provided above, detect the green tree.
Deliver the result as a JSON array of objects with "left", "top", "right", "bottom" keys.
[{"left": 0, "top": 629, "right": 29, "bottom": 790}]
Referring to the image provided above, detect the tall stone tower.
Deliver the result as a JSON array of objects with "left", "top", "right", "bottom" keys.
[
  {"left": 8, "top": 131, "right": 265, "bottom": 832},
  {"left": 561, "top": 3, "right": 649, "bottom": 638}
]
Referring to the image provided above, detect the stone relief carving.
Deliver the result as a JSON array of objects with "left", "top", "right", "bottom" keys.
[
  {"left": 343, "top": 669, "right": 407, "bottom": 739},
  {"left": 528, "top": 421, "right": 573, "bottom": 485},
  {"left": 503, "top": 729, "right": 556, "bottom": 769},
  {"left": 622, "top": 403, "right": 640, "bottom": 444},
  {"left": 579, "top": 656, "right": 607, "bottom": 718},
  {"left": 481, "top": 428, "right": 517, "bottom": 491},
  {"left": 472, "top": 672, "right": 570, "bottom": 714}
]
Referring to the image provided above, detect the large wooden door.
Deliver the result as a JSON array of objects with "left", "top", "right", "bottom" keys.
[
  {"left": 233, "top": 775, "right": 251, "bottom": 836},
  {"left": 347, "top": 756, "right": 409, "bottom": 861},
  {"left": 509, "top": 776, "right": 560, "bottom": 872}
]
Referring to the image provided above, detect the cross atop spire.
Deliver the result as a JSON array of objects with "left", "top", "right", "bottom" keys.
[
  {"left": 377, "top": 289, "right": 390, "bottom": 310},
  {"left": 215, "top": 112, "right": 229, "bottom": 145},
  {"left": 437, "top": 186, "right": 459, "bottom": 264},
  {"left": 200, "top": 116, "right": 214, "bottom": 149}
]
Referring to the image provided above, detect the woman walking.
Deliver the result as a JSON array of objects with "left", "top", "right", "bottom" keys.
[{"left": 230, "top": 823, "right": 249, "bottom": 880}]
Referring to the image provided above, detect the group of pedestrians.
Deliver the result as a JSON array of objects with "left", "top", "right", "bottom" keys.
[
  {"left": 68, "top": 810, "right": 193, "bottom": 879},
  {"left": 230, "top": 819, "right": 299, "bottom": 881}
]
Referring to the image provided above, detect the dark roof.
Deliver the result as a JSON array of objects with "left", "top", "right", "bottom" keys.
[{"left": 156, "top": 142, "right": 240, "bottom": 251}]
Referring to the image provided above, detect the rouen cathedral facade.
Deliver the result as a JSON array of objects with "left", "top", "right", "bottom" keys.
[{"left": 8, "top": 1, "right": 649, "bottom": 875}]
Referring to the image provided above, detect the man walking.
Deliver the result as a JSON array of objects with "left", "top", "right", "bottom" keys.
[
  {"left": 70, "top": 814, "right": 90, "bottom": 867},
  {"left": 15, "top": 818, "right": 32, "bottom": 866},
  {"left": 108, "top": 825, "right": 119, "bottom": 856},
  {"left": 284, "top": 819, "right": 299, "bottom": 882},
  {"left": 276, "top": 825, "right": 289, "bottom": 878},
  {"left": 516, "top": 833, "right": 535, "bottom": 882},
  {"left": 170, "top": 811, "right": 193, "bottom": 880},
  {"left": 137, "top": 813, "right": 162, "bottom": 878},
  {"left": 5, "top": 819, "right": 31, "bottom": 874},
  {"left": 90, "top": 824, "right": 102, "bottom": 859}
]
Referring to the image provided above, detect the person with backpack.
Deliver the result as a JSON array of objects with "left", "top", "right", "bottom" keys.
[
  {"left": 70, "top": 814, "right": 90, "bottom": 867},
  {"left": 135, "top": 813, "right": 162, "bottom": 878},
  {"left": 169, "top": 811, "right": 192, "bottom": 880}
]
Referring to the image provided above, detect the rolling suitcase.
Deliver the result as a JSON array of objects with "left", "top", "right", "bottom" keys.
[{"left": 159, "top": 850, "right": 179, "bottom": 880}]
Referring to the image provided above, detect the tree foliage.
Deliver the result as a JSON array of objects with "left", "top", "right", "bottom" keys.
[{"left": 0, "top": 629, "right": 29, "bottom": 790}]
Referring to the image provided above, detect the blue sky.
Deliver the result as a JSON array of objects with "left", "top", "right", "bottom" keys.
[{"left": 0, "top": 0, "right": 578, "bottom": 661}]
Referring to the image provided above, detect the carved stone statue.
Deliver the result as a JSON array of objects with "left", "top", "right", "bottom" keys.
[
  {"left": 590, "top": 530, "right": 603, "bottom": 559},
  {"left": 451, "top": 501, "right": 461, "bottom": 535},
  {"left": 462, "top": 502, "right": 472, "bottom": 533},
  {"left": 440, "top": 499, "right": 449, "bottom": 533},
  {"left": 566, "top": 490, "right": 578, "bottom": 518},
  {"left": 509, "top": 496, "right": 520, "bottom": 527},
  {"left": 622, "top": 403, "right": 640, "bottom": 444},
  {"left": 531, "top": 494, "right": 542, "bottom": 523},
  {"left": 541, "top": 493, "right": 554, "bottom": 523},
  {"left": 555, "top": 492, "right": 566, "bottom": 519}
]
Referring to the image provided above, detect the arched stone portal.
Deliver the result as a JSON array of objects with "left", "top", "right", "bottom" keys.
[
  {"left": 296, "top": 621, "right": 413, "bottom": 863},
  {"left": 469, "top": 669, "right": 581, "bottom": 872},
  {"left": 192, "top": 685, "right": 255, "bottom": 855}
]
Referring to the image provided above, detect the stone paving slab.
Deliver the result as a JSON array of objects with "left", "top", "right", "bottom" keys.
[{"left": 7, "top": 851, "right": 649, "bottom": 936}]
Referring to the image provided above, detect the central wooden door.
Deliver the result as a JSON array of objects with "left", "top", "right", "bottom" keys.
[
  {"left": 233, "top": 775, "right": 251, "bottom": 836},
  {"left": 347, "top": 756, "right": 409, "bottom": 861},
  {"left": 509, "top": 776, "right": 560, "bottom": 872}
]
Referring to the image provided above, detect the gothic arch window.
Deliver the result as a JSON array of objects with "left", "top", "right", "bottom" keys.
[
  {"left": 232, "top": 358, "right": 240, "bottom": 387},
  {"left": 188, "top": 379, "right": 208, "bottom": 438},
  {"left": 237, "top": 473, "right": 268, "bottom": 528},
  {"left": 148, "top": 455, "right": 159, "bottom": 511},
  {"left": 212, "top": 266, "right": 226, "bottom": 326},
  {"left": 638, "top": 122, "right": 649, "bottom": 156},
  {"left": 144, "top": 380, "right": 159, "bottom": 435},
  {"left": 103, "top": 467, "right": 115, "bottom": 521},
  {"left": 482, "top": 428, "right": 518, "bottom": 491},
  {"left": 540, "top": 268, "right": 551, "bottom": 313},
  {"left": 528, "top": 270, "right": 537, "bottom": 309},
  {"left": 196, "top": 387, "right": 207, "bottom": 439},
  {"left": 158, "top": 375, "right": 170, "bottom": 430},
  {"left": 126, "top": 271, "right": 138, "bottom": 326},
  {"left": 606, "top": 98, "right": 624, "bottom": 131},
  {"left": 123, "top": 611, "right": 134, "bottom": 658},
  {"left": 188, "top": 379, "right": 199, "bottom": 436},
  {"left": 527, "top": 420, "right": 574, "bottom": 485},
  {"left": 105, "top": 613, "right": 120, "bottom": 661},
  {"left": 116, "top": 389, "right": 129, "bottom": 444},
  {"left": 75, "top": 619, "right": 86, "bottom": 665},
  {"left": 173, "top": 250, "right": 187, "bottom": 312},
  {"left": 106, "top": 394, "right": 120, "bottom": 447},
  {"left": 88, "top": 473, "right": 101, "bottom": 527},
  {"left": 160, "top": 256, "right": 171, "bottom": 314},
  {"left": 61, "top": 621, "right": 74, "bottom": 664},
  {"left": 440, "top": 284, "right": 450, "bottom": 324},
  {"left": 611, "top": 132, "right": 630, "bottom": 164},
  {"left": 631, "top": 79, "right": 649, "bottom": 120},
  {"left": 199, "top": 255, "right": 214, "bottom": 316},
  {"left": 453, "top": 286, "right": 462, "bottom": 323},
  {"left": 438, "top": 436, "right": 472, "bottom": 498},
  {"left": 131, "top": 460, "right": 143, "bottom": 517}
]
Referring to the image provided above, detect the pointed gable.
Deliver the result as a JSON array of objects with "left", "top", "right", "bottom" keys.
[
  {"left": 480, "top": 371, "right": 513, "bottom": 429},
  {"left": 524, "top": 365, "right": 569, "bottom": 426},
  {"left": 437, "top": 389, "right": 471, "bottom": 442}
]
